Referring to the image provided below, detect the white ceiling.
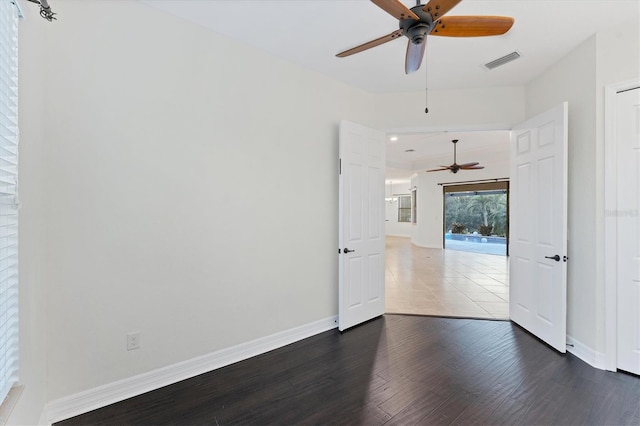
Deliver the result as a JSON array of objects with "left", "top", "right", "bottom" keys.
[
  {"left": 143, "top": 0, "right": 639, "bottom": 93},
  {"left": 387, "top": 129, "right": 509, "bottom": 165},
  {"left": 141, "top": 0, "right": 638, "bottom": 181}
]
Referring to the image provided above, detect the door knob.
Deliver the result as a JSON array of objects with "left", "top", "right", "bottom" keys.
[
  {"left": 545, "top": 255, "right": 561, "bottom": 262},
  {"left": 344, "top": 248, "right": 355, "bottom": 254}
]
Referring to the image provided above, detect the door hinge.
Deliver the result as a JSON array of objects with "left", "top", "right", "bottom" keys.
[
  {"left": 339, "top": 158, "right": 341, "bottom": 175},
  {"left": 338, "top": 248, "right": 341, "bottom": 254}
]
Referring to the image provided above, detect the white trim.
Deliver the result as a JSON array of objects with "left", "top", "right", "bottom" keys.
[
  {"left": 385, "top": 233, "right": 413, "bottom": 238},
  {"left": 0, "top": 385, "right": 23, "bottom": 425},
  {"left": 603, "top": 79, "right": 640, "bottom": 372},
  {"left": 567, "top": 335, "right": 607, "bottom": 370},
  {"left": 382, "top": 123, "right": 513, "bottom": 135},
  {"left": 44, "top": 316, "right": 338, "bottom": 425},
  {"left": 409, "top": 240, "right": 442, "bottom": 249}
]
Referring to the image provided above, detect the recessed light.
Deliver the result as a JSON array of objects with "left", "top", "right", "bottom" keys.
[{"left": 389, "top": 136, "right": 398, "bottom": 142}]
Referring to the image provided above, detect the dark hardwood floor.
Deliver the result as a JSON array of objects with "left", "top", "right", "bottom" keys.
[{"left": 56, "top": 315, "right": 640, "bottom": 425}]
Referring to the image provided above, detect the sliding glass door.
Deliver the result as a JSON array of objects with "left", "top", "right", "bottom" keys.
[{"left": 443, "top": 181, "right": 509, "bottom": 256}]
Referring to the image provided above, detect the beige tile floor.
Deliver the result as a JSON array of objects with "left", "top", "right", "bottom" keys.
[{"left": 385, "top": 236, "right": 509, "bottom": 319}]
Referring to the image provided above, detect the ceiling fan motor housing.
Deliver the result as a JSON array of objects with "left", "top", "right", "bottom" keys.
[{"left": 400, "top": 5, "right": 435, "bottom": 44}]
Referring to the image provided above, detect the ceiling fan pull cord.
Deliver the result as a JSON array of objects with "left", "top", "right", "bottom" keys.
[
  {"left": 424, "top": 44, "right": 429, "bottom": 114},
  {"left": 425, "top": 87, "right": 429, "bottom": 114}
]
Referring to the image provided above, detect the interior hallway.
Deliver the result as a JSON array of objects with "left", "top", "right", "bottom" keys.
[{"left": 385, "top": 236, "right": 509, "bottom": 319}]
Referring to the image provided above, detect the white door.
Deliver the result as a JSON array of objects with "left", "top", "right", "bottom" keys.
[
  {"left": 510, "top": 102, "right": 568, "bottom": 353},
  {"left": 616, "top": 87, "right": 640, "bottom": 375},
  {"left": 338, "top": 120, "right": 385, "bottom": 331}
]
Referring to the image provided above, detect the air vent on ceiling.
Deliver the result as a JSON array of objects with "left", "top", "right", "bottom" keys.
[{"left": 484, "top": 51, "right": 521, "bottom": 70}]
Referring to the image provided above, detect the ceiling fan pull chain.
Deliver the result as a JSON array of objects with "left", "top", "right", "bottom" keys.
[
  {"left": 425, "top": 89, "right": 429, "bottom": 114},
  {"left": 424, "top": 41, "right": 429, "bottom": 114}
]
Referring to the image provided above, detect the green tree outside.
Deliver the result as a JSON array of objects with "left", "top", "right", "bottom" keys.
[{"left": 445, "top": 192, "right": 507, "bottom": 236}]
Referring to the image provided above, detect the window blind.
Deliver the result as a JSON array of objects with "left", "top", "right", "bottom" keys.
[{"left": 0, "top": 0, "right": 19, "bottom": 405}]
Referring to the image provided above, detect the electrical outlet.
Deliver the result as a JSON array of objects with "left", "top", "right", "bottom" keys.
[{"left": 127, "top": 332, "right": 140, "bottom": 351}]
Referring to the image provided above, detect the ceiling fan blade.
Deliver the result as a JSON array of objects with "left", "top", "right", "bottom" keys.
[
  {"left": 460, "top": 165, "right": 485, "bottom": 170},
  {"left": 371, "top": 0, "right": 420, "bottom": 21},
  {"left": 431, "top": 16, "right": 515, "bottom": 37},
  {"left": 422, "top": 0, "right": 462, "bottom": 20},
  {"left": 336, "top": 29, "right": 403, "bottom": 58},
  {"left": 457, "top": 162, "right": 479, "bottom": 167},
  {"left": 426, "top": 167, "right": 451, "bottom": 172},
  {"left": 405, "top": 39, "right": 426, "bottom": 74}
]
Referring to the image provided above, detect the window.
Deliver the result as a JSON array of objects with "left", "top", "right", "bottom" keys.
[
  {"left": 411, "top": 187, "right": 417, "bottom": 224},
  {"left": 398, "top": 195, "right": 411, "bottom": 222},
  {"left": 0, "top": 0, "right": 19, "bottom": 405}
]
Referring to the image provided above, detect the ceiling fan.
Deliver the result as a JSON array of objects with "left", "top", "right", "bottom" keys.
[
  {"left": 336, "top": 0, "right": 514, "bottom": 74},
  {"left": 426, "top": 139, "right": 484, "bottom": 173}
]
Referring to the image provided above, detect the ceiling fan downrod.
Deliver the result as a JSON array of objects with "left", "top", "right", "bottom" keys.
[{"left": 452, "top": 139, "right": 458, "bottom": 162}]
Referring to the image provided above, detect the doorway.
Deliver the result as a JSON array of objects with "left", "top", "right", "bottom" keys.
[
  {"left": 384, "top": 131, "right": 510, "bottom": 320},
  {"left": 385, "top": 236, "right": 509, "bottom": 319}
]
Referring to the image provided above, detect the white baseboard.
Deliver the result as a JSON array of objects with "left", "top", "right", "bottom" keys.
[
  {"left": 410, "top": 241, "right": 441, "bottom": 249},
  {"left": 567, "top": 335, "right": 607, "bottom": 370},
  {"left": 44, "top": 316, "right": 338, "bottom": 425}
]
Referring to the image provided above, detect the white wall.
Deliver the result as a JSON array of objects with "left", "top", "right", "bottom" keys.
[
  {"left": 385, "top": 199, "right": 412, "bottom": 237},
  {"left": 526, "top": 36, "right": 598, "bottom": 350},
  {"left": 17, "top": 0, "right": 376, "bottom": 409},
  {"left": 525, "top": 17, "right": 639, "bottom": 353},
  {"left": 384, "top": 180, "right": 412, "bottom": 237},
  {"left": 375, "top": 86, "right": 526, "bottom": 132}
]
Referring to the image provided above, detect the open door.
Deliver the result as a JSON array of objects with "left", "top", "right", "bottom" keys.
[
  {"left": 338, "top": 120, "right": 385, "bottom": 331},
  {"left": 510, "top": 102, "right": 568, "bottom": 353}
]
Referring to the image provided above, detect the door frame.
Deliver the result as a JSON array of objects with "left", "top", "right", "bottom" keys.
[{"left": 604, "top": 78, "right": 640, "bottom": 372}]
